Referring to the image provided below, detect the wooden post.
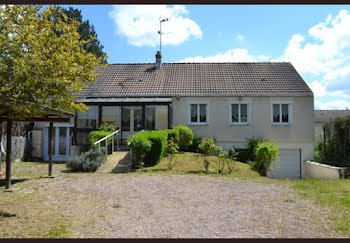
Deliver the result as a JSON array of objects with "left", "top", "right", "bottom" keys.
[
  {"left": 5, "top": 120, "right": 12, "bottom": 189},
  {"left": 48, "top": 122, "right": 53, "bottom": 177}
]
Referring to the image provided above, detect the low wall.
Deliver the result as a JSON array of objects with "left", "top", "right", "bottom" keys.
[
  {"left": 304, "top": 160, "right": 350, "bottom": 179},
  {"left": 1, "top": 136, "right": 27, "bottom": 162}
]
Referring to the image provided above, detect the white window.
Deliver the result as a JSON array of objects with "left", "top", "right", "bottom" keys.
[
  {"left": 271, "top": 102, "right": 293, "bottom": 125},
  {"left": 230, "top": 102, "right": 250, "bottom": 125},
  {"left": 188, "top": 102, "right": 209, "bottom": 125}
]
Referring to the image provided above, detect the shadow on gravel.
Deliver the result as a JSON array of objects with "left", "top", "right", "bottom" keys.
[
  {"left": 112, "top": 152, "right": 132, "bottom": 173},
  {"left": 0, "top": 178, "right": 29, "bottom": 187}
]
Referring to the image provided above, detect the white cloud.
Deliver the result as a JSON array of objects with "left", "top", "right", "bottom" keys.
[
  {"left": 323, "top": 65, "right": 350, "bottom": 92},
  {"left": 236, "top": 34, "right": 244, "bottom": 41},
  {"left": 178, "top": 48, "right": 261, "bottom": 62},
  {"left": 315, "top": 100, "right": 350, "bottom": 110},
  {"left": 257, "top": 55, "right": 270, "bottom": 61},
  {"left": 108, "top": 5, "right": 202, "bottom": 47},
  {"left": 308, "top": 80, "right": 349, "bottom": 98},
  {"left": 277, "top": 9, "right": 350, "bottom": 75}
]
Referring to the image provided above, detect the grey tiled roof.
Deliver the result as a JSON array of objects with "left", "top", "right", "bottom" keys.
[
  {"left": 315, "top": 110, "right": 350, "bottom": 123},
  {"left": 77, "top": 62, "right": 313, "bottom": 97}
]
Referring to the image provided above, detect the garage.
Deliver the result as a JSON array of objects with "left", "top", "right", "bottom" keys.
[{"left": 268, "top": 149, "right": 301, "bottom": 179}]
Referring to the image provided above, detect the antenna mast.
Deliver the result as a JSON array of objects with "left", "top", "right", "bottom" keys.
[{"left": 158, "top": 17, "right": 168, "bottom": 53}]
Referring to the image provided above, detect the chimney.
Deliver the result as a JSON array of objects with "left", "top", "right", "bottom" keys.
[{"left": 155, "top": 51, "right": 162, "bottom": 69}]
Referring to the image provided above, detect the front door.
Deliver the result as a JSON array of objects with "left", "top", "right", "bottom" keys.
[
  {"left": 121, "top": 106, "right": 143, "bottom": 140},
  {"left": 44, "top": 127, "right": 70, "bottom": 161}
]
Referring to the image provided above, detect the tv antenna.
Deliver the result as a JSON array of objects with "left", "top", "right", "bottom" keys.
[{"left": 158, "top": 17, "right": 170, "bottom": 53}]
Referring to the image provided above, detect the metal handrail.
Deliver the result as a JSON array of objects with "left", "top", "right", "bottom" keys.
[{"left": 94, "top": 130, "right": 120, "bottom": 154}]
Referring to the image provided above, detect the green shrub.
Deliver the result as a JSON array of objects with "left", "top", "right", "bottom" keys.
[
  {"left": 174, "top": 125, "right": 194, "bottom": 151},
  {"left": 198, "top": 137, "right": 215, "bottom": 173},
  {"left": 234, "top": 148, "right": 249, "bottom": 162},
  {"left": 164, "top": 129, "right": 179, "bottom": 142},
  {"left": 214, "top": 145, "right": 226, "bottom": 174},
  {"left": 187, "top": 137, "right": 202, "bottom": 153},
  {"left": 128, "top": 133, "right": 152, "bottom": 168},
  {"left": 246, "top": 137, "right": 267, "bottom": 161},
  {"left": 66, "top": 148, "right": 106, "bottom": 172},
  {"left": 167, "top": 137, "right": 179, "bottom": 169},
  {"left": 228, "top": 148, "right": 238, "bottom": 161},
  {"left": 143, "top": 130, "right": 167, "bottom": 166},
  {"left": 89, "top": 130, "right": 113, "bottom": 147},
  {"left": 249, "top": 141, "right": 279, "bottom": 176},
  {"left": 99, "top": 122, "right": 116, "bottom": 132},
  {"left": 88, "top": 123, "right": 116, "bottom": 147}
]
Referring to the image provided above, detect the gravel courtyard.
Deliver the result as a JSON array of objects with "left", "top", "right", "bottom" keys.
[
  {"left": 1, "top": 174, "right": 341, "bottom": 238},
  {"left": 0, "top": 155, "right": 344, "bottom": 238}
]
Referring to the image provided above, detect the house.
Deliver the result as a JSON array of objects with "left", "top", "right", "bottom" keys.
[
  {"left": 314, "top": 110, "right": 350, "bottom": 145},
  {"left": 31, "top": 51, "right": 314, "bottom": 179}
]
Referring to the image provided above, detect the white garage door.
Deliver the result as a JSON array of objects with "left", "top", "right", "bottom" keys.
[{"left": 269, "top": 149, "right": 301, "bottom": 179}]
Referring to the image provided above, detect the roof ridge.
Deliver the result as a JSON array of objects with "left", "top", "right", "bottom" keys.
[{"left": 107, "top": 62, "right": 292, "bottom": 65}]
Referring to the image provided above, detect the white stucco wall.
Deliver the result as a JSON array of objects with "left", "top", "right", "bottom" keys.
[
  {"left": 172, "top": 96, "right": 314, "bottom": 177},
  {"left": 304, "top": 160, "right": 349, "bottom": 179}
]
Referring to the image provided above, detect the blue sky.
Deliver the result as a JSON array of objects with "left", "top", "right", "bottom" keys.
[{"left": 64, "top": 5, "right": 350, "bottom": 110}]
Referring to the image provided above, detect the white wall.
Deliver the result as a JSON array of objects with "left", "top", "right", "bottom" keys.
[{"left": 172, "top": 96, "right": 314, "bottom": 175}]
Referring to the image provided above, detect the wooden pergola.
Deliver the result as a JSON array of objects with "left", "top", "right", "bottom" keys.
[{"left": 0, "top": 111, "right": 73, "bottom": 190}]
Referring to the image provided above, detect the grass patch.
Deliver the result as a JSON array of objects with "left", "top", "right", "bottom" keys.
[
  {"left": 0, "top": 161, "right": 66, "bottom": 181},
  {"left": 43, "top": 222, "right": 72, "bottom": 238},
  {"left": 288, "top": 179, "right": 350, "bottom": 236},
  {"left": 138, "top": 152, "right": 264, "bottom": 180}
]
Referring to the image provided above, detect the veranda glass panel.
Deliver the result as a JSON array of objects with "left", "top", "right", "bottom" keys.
[
  {"left": 145, "top": 106, "right": 156, "bottom": 130},
  {"left": 199, "top": 104, "right": 207, "bottom": 122},
  {"left": 155, "top": 105, "right": 168, "bottom": 129},
  {"left": 191, "top": 104, "right": 198, "bottom": 122},
  {"left": 231, "top": 104, "right": 239, "bottom": 122},
  {"left": 102, "top": 106, "right": 121, "bottom": 129},
  {"left": 282, "top": 104, "right": 289, "bottom": 122},
  {"left": 121, "top": 107, "right": 131, "bottom": 131},
  {"left": 240, "top": 104, "right": 248, "bottom": 122},
  {"left": 77, "top": 105, "right": 98, "bottom": 128},
  {"left": 273, "top": 104, "right": 280, "bottom": 122},
  {"left": 134, "top": 107, "right": 143, "bottom": 131}
]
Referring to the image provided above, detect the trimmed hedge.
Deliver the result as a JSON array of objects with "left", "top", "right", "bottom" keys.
[
  {"left": 174, "top": 125, "right": 194, "bottom": 151},
  {"left": 128, "top": 130, "right": 167, "bottom": 167},
  {"left": 143, "top": 130, "right": 167, "bottom": 166},
  {"left": 128, "top": 133, "right": 152, "bottom": 168},
  {"left": 89, "top": 123, "right": 116, "bottom": 147}
]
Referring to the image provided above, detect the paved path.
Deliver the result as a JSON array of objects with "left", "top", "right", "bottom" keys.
[{"left": 97, "top": 152, "right": 132, "bottom": 173}]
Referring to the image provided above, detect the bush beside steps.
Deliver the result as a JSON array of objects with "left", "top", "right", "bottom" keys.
[{"left": 66, "top": 147, "right": 107, "bottom": 172}]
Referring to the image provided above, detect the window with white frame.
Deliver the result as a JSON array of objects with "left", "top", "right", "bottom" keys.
[
  {"left": 272, "top": 103, "right": 292, "bottom": 125},
  {"left": 188, "top": 102, "right": 208, "bottom": 125},
  {"left": 230, "top": 103, "right": 250, "bottom": 125}
]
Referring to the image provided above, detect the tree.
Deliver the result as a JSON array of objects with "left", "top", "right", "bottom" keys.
[
  {"left": 0, "top": 5, "right": 104, "bottom": 120},
  {"left": 56, "top": 6, "right": 108, "bottom": 64}
]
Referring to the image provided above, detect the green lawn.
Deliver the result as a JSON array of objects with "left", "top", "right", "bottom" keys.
[
  {"left": 138, "top": 152, "right": 264, "bottom": 180},
  {"left": 285, "top": 179, "right": 350, "bottom": 236}
]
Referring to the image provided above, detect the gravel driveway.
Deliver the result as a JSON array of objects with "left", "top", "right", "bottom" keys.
[{"left": 37, "top": 173, "right": 341, "bottom": 238}]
